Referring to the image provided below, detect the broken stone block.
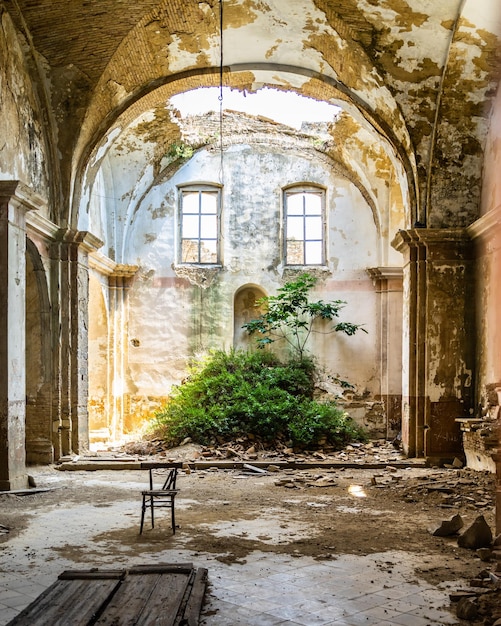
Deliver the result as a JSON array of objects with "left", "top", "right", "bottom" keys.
[
  {"left": 429, "top": 513, "right": 464, "bottom": 537},
  {"left": 452, "top": 457, "right": 464, "bottom": 468},
  {"left": 456, "top": 597, "right": 478, "bottom": 620},
  {"left": 476, "top": 548, "right": 492, "bottom": 562},
  {"left": 458, "top": 515, "right": 493, "bottom": 550},
  {"left": 267, "top": 465, "right": 280, "bottom": 472}
]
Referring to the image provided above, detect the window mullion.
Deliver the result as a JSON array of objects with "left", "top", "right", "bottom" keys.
[{"left": 302, "top": 193, "right": 307, "bottom": 265}]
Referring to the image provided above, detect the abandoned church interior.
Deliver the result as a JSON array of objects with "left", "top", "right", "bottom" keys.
[{"left": 1, "top": 0, "right": 501, "bottom": 624}]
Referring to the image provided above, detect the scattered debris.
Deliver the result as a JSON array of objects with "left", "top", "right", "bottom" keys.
[
  {"left": 456, "top": 596, "right": 479, "bottom": 620},
  {"left": 458, "top": 515, "right": 493, "bottom": 550},
  {"left": 242, "top": 464, "right": 267, "bottom": 475},
  {"left": 428, "top": 513, "right": 464, "bottom": 537},
  {"left": 0, "top": 488, "right": 54, "bottom": 497},
  {"left": 121, "top": 438, "right": 413, "bottom": 466}
]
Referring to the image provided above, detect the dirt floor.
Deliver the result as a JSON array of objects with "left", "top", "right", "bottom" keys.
[{"left": 0, "top": 440, "right": 500, "bottom": 624}]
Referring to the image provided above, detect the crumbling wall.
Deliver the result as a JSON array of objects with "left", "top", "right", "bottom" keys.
[
  {"left": 121, "top": 144, "right": 387, "bottom": 432},
  {"left": 0, "top": 9, "right": 49, "bottom": 203}
]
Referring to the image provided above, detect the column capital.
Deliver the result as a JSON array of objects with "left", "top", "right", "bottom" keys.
[
  {"left": 392, "top": 228, "right": 472, "bottom": 260},
  {"left": 367, "top": 267, "right": 403, "bottom": 291},
  {"left": 109, "top": 264, "right": 139, "bottom": 289},
  {"left": 111, "top": 264, "right": 139, "bottom": 279},
  {"left": 367, "top": 266, "right": 403, "bottom": 280}
]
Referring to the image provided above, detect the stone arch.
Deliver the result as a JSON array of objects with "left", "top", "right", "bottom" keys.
[
  {"left": 233, "top": 284, "right": 267, "bottom": 350},
  {"left": 72, "top": 66, "right": 415, "bottom": 232},
  {"left": 25, "top": 238, "right": 53, "bottom": 464}
]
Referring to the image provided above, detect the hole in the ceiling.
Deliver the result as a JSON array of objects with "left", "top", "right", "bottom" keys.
[{"left": 169, "top": 86, "right": 341, "bottom": 130}]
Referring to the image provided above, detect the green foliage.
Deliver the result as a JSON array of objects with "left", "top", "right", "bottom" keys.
[
  {"left": 167, "top": 141, "right": 194, "bottom": 160},
  {"left": 242, "top": 273, "right": 367, "bottom": 359},
  {"left": 149, "top": 350, "right": 366, "bottom": 448}
]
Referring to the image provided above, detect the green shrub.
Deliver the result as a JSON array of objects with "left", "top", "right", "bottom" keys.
[{"left": 149, "top": 349, "right": 366, "bottom": 448}]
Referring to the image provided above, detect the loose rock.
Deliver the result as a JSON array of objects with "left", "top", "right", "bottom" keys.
[
  {"left": 429, "top": 513, "right": 464, "bottom": 537},
  {"left": 458, "top": 515, "right": 493, "bottom": 550}
]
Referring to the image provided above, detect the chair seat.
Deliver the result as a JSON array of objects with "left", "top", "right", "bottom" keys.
[{"left": 141, "top": 489, "right": 178, "bottom": 496}]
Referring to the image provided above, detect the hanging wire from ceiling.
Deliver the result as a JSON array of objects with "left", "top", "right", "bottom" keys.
[{"left": 218, "top": 0, "right": 224, "bottom": 186}]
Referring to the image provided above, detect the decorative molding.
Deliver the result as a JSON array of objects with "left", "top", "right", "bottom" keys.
[
  {"left": 367, "top": 266, "right": 403, "bottom": 280},
  {"left": 26, "top": 212, "right": 59, "bottom": 241},
  {"left": 89, "top": 251, "right": 118, "bottom": 276},
  {"left": 467, "top": 204, "right": 501, "bottom": 241},
  {"left": 74, "top": 230, "right": 105, "bottom": 253}
]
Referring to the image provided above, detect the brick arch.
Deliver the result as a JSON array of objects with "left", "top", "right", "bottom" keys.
[{"left": 72, "top": 67, "right": 416, "bottom": 230}]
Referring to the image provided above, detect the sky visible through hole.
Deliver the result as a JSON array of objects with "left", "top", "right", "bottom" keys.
[{"left": 170, "top": 86, "right": 341, "bottom": 130}]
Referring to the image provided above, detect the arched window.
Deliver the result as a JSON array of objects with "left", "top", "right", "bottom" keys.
[
  {"left": 283, "top": 185, "right": 325, "bottom": 266},
  {"left": 178, "top": 184, "right": 221, "bottom": 265}
]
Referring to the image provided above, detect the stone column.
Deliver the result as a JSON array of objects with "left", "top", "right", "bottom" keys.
[
  {"left": 392, "top": 229, "right": 474, "bottom": 460},
  {"left": 109, "top": 265, "right": 138, "bottom": 441},
  {"left": 367, "top": 267, "right": 403, "bottom": 439},
  {"left": 51, "top": 230, "right": 103, "bottom": 458},
  {"left": 0, "top": 181, "right": 44, "bottom": 490}
]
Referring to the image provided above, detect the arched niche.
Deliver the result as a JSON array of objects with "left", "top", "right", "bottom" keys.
[
  {"left": 233, "top": 285, "right": 267, "bottom": 350},
  {"left": 25, "top": 239, "right": 53, "bottom": 464}
]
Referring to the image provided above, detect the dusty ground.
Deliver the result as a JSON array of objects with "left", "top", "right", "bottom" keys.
[{"left": 0, "top": 440, "right": 499, "bottom": 623}]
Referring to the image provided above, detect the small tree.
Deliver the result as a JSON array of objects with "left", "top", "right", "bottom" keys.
[{"left": 242, "top": 273, "right": 367, "bottom": 360}]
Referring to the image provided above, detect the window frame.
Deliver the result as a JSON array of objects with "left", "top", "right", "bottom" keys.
[
  {"left": 177, "top": 183, "right": 222, "bottom": 266},
  {"left": 283, "top": 184, "right": 326, "bottom": 267}
]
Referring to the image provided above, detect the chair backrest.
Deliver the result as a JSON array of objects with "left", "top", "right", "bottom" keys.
[{"left": 149, "top": 467, "right": 178, "bottom": 491}]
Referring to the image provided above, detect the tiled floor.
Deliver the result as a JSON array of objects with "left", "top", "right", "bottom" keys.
[
  {"left": 199, "top": 551, "right": 461, "bottom": 625},
  {"left": 0, "top": 467, "right": 465, "bottom": 625},
  {"left": 0, "top": 550, "right": 462, "bottom": 625}
]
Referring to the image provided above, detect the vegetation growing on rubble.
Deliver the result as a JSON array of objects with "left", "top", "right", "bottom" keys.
[
  {"left": 151, "top": 274, "right": 367, "bottom": 449},
  {"left": 150, "top": 349, "right": 366, "bottom": 448}
]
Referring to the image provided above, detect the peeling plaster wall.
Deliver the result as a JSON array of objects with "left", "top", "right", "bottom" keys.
[
  {"left": 475, "top": 85, "right": 501, "bottom": 407},
  {"left": 107, "top": 144, "right": 389, "bottom": 430},
  {"left": 73, "top": 0, "right": 414, "bottom": 190},
  {"left": 0, "top": 10, "right": 49, "bottom": 204}
]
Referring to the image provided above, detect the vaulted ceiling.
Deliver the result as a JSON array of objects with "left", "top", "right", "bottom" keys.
[{"left": 5, "top": 0, "right": 500, "bottom": 227}]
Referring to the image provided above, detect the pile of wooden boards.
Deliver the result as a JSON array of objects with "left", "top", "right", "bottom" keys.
[{"left": 8, "top": 563, "right": 207, "bottom": 626}]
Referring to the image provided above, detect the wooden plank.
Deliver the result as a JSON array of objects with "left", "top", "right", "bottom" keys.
[
  {"left": 129, "top": 564, "right": 193, "bottom": 575},
  {"left": 8, "top": 578, "right": 120, "bottom": 626},
  {"left": 9, "top": 566, "right": 206, "bottom": 626},
  {"left": 93, "top": 571, "right": 191, "bottom": 626},
  {"left": 181, "top": 568, "right": 208, "bottom": 626},
  {"left": 94, "top": 574, "right": 159, "bottom": 626},
  {"left": 136, "top": 573, "right": 191, "bottom": 626},
  {"left": 59, "top": 569, "right": 124, "bottom": 580}
]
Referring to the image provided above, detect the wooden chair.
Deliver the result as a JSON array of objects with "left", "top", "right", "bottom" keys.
[{"left": 139, "top": 467, "right": 179, "bottom": 534}]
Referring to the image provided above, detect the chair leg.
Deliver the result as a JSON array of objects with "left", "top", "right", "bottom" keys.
[
  {"left": 150, "top": 496, "right": 155, "bottom": 529},
  {"left": 139, "top": 496, "right": 146, "bottom": 535},
  {"left": 171, "top": 498, "right": 176, "bottom": 534}
]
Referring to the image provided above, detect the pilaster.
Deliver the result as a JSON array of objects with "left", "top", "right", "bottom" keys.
[
  {"left": 392, "top": 228, "right": 474, "bottom": 460},
  {"left": 0, "top": 181, "right": 45, "bottom": 490},
  {"left": 109, "top": 265, "right": 138, "bottom": 441},
  {"left": 51, "top": 230, "right": 103, "bottom": 458},
  {"left": 367, "top": 267, "right": 403, "bottom": 439}
]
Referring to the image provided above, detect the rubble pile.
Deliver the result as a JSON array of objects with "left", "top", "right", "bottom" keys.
[
  {"left": 450, "top": 564, "right": 501, "bottom": 624},
  {"left": 122, "top": 437, "right": 408, "bottom": 465},
  {"left": 398, "top": 469, "right": 495, "bottom": 511}
]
